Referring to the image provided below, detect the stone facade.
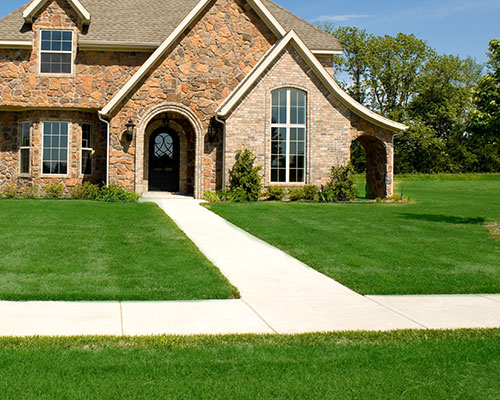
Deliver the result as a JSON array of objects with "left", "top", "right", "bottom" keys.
[
  {"left": 0, "top": 110, "right": 106, "bottom": 191},
  {"left": 0, "top": 0, "right": 398, "bottom": 198}
]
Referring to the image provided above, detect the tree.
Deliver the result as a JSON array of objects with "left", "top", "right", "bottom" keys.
[{"left": 469, "top": 38, "right": 500, "bottom": 139}]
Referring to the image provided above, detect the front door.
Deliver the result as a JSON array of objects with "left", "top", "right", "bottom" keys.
[{"left": 149, "top": 128, "right": 179, "bottom": 192}]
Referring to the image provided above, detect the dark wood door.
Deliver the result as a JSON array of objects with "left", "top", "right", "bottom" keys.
[{"left": 149, "top": 128, "right": 179, "bottom": 192}]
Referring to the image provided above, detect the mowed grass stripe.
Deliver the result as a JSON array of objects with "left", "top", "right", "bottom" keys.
[
  {"left": 0, "top": 200, "right": 237, "bottom": 301},
  {"left": 0, "top": 330, "right": 499, "bottom": 399}
]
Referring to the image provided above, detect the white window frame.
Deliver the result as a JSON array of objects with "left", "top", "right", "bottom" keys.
[
  {"left": 41, "top": 121, "right": 71, "bottom": 177},
  {"left": 270, "top": 88, "right": 307, "bottom": 183},
  {"left": 39, "top": 29, "right": 74, "bottom": 75},
  {"left": 81, "top": 123, "right": 94, "bottom": 176},
  {"left": 19, "top": 122, "right": 31, "bottom": 176}
]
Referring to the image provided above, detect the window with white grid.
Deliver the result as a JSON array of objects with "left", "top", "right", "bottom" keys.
[{"left": 271, "top": 88, "right": 306, "bottom": 183}]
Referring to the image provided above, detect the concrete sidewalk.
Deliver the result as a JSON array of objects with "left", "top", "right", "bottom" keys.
[{"left": 1, "top": 197, "right": 499, "bottom": 336}]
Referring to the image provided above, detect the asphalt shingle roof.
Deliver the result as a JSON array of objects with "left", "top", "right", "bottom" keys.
[{"left": 0, "top": 0, "right": 341, "bottom": 52}]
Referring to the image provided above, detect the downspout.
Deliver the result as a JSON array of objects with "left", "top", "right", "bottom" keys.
[
  {"left": 215, "top": 115, "right": 227, "bottom": 188},
  {"left": 98, "top": 112, "right": 110, "bottom": 186}
]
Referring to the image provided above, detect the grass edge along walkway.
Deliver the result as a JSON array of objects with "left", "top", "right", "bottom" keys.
[
  {"left": 0, "top": 199, "right": 238, "bottom": 301},
  {"left": 0, "top": 329, "right": 499, "bottom": 399}
]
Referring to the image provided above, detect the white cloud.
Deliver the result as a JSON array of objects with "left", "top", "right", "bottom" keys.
[{"left": 316, "top": 14, "right": 371, "bottom": 22}]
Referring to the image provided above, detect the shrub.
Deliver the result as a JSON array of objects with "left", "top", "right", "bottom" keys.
[
  {"left": 328, "top": 164, "right": 357, "bottom": 202},
  {"left": 288, "top": 187, "right": 305, "bottom": 201},
  {"left": 303, "top": 185, "right": 319, "bottom": 201},
  {"left": 265, "top": 186, "right": 285, "bottom": 201},
  {"left": 43, "top": 183, "right": 65, "bottom": 199},
  {"left": 203, "top": 190, "right": 220, "bottom": 203},
  {"left": 1, "top": 184, "right": 18, "bottom": 198},
  {"left": 98, "top": 185, "right": 139, "bottom": 202},
  {"left": 70, "top": 182, "right": 100, "bottom": 200},
  {"left": 228, "top": 149, "right": 262, "bottom": 201},
  {"left": 217, "top": 188, "right": 233, "bottom": 202},
  {"left": 388, "top": 194, "right": 412, "bottom": 202},
  {"left": 22, "top": 185, "right": 40, "bottom": 199}
]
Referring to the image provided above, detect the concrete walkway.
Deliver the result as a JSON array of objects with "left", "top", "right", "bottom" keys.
[{"left": 1, "top": 197, "right": 499, "bottom": 336}]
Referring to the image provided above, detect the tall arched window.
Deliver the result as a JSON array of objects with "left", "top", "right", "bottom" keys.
[{"left": 271, "top": 88, "right": 306, "bottom": 183}]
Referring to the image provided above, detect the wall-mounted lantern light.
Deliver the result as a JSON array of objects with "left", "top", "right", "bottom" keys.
[
  {"left": 125, "top": 119, "right": 136, "bottom": 141},
  {"left": 208, "top": 118, "right": 219, "bottom": 143}
]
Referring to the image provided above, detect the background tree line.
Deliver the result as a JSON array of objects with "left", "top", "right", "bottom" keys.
[{"left": 317, "top": 23, "right": 500, "bottom": 174}]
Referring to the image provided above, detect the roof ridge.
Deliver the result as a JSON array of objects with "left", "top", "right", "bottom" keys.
[{"left": 0, "top": 3, "right": 29, "bottom": 24}]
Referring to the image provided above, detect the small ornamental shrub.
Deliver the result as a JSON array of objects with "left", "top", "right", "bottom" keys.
[
  {"left": 288, "top": 187, "right": 305, "bottom": 201},
  {"left": 43, "top": 183, "right": 65, "bottom": 199},
  {"left": 70, "top": 182, "right": 100, "bottom": 200},
  {"left": 303, "top": 185, "right": 319, "bottom": 201},
  {"left": 265, "top": 186, "right": 285, "bottom": 201},
  {"left": 217, "top": 188, "right": 234, "bottom": 202},
  {"left": 328, "top": 164, "right": 357, "bottom": 202},
  {"left": 388, "top": 194, "right": 412, "bottom": 202},
  {"left": 228, "top": 149, "right": 262, "bottom": 201},
  {"left": 22, "top": 185, "right": 40, "bottom": 199},
  {"left": 1, "top": 184, "right": 18, "bottom": 198},
  {"left": 98, "top": 185, "right": 139, "bottom": 202},
  {"left": 203, "top": 190, "right": 220, "bottom": 203}
]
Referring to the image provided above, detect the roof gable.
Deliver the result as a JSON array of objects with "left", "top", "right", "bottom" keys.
[
  {"left": 23, "top": 0, "right": 91, "bottom": 24},
  {"left": 217, "top": 31, "right": 407, "bottom": 132},
  {"left": 99, "top": 0, "right": 285, "bottom": 118}
]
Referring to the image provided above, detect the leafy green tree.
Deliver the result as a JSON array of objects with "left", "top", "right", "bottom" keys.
[{"left": 469, "top": 38, "right": 500, "bottom": 139}]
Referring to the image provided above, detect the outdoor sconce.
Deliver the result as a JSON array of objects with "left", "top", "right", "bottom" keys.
[{"left": 125, "top": 119, "right": 136, "bottom": 141}]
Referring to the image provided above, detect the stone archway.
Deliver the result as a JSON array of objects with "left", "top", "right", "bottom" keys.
[
  {"left": 135, "top": 103, "right": 202, "bottom": 196},
  {"left": 352, "top": 135, "right": 388, "bottom": 199}
]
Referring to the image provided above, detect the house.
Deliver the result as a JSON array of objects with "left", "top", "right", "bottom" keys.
[{"left": 0, "top": 0, "right": 407, "bottom": 199}]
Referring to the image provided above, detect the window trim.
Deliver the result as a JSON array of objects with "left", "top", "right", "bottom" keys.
[
  {"left": 81, "top": 123, "right": 94, "bottom": 176},
  {"left": 270, "top": 87, "right": 307, "bottom": 184},
  {"left": 39, "top": 29, "right": 75, "bottom": 76},
  {"left": 19, "top": 121, "right": 31, "bottom": 176},
  {"left": 41, "top": 121, "right": 71, "bottom": 177}
]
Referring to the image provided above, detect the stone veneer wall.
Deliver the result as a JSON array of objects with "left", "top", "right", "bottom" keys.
[
  {"left": 0, "top": 0, "right": 151, "bottom": 109},
  {"left": 0, "top": 110, "right": 107, "bottom": 190},
  {"left": 107, "top": 0, "right": 277, "bottom": 197},
  {"left": 224, "top": 45, "right": 395, "bottom": 197}
]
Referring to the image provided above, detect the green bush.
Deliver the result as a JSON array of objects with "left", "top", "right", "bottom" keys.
[
  {"left": 43, "top": 183, "right": 65, "bottom": 199},
  {"left": 217, "top": 188, "right": 233, "bottom": 201},
  {"left": 22, "top": 185, "right": 40, "bottom": 199},
  {"left": 98, "top": 185, "right": 139, "bottom": 203},
  {"left": 265, "top": 186, "right": 285, "bottom": 201},
  {"left": 228, "top": 149, "right": 262, "bottom": 201},
  {"left": 1, "top": 184, "right": 18, "bottom": 198},
  {"left": 288, "top": 187, "right": 305, "bottom": 201},
  {"left": 69, "top": 182, "right": 100, "bottom": 200},
  {"left": 328, "top": 164, "right": 357, "bottom": 202},
  {"left": 203, "top": 190, "right": 220, "bottom": 203},
  {"left": 303, "top": 185, "right": 319, "bottom": 201}
]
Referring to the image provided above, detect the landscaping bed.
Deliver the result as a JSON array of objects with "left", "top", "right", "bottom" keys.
[
  {"left": 0, "top": 329, "right": 499, "bottom": 399},
  {"left": 0, "top": 200, "right": 237, "bottom": 301},
  {"left": 209, "top": 174, "right": 500, "bottom": 294}
]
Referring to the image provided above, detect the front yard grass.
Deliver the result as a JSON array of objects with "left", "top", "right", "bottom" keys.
[
  {"left": 209, "top": 174, "right": 500, "bottom": 294},
  {"left": 0, "top": 329, "right": 499, "bottom": 399},
  {"left": 0, "top": 200, "right": 237, "bottom": 301}
]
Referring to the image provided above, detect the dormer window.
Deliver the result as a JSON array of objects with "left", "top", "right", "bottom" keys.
[{"left": 40, "top": 30, "right": 73, "bottom": 74}]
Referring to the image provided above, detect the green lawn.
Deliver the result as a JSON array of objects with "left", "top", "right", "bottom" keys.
[
  {"left": 209, "top": 174, "right": 500, "bottom": 295},
  {"left": 0, "top": 330, "right": 499, "bottom": 399},
  {"left": 0, "top": 200, "right": 237, "bottom": 301}
]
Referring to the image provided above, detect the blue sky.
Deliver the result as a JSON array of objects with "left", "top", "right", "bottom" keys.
[{"left": 1, "top": 0, "right": 498, "bottom": 63}]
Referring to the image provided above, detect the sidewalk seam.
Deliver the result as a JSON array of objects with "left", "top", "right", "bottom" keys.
[
  {"left": 364, "top": 296, "right": 429, "bottom": 329},
  {"left": 478, "top": 294, "right": 500, "bottom": 304},
  {"left": 119, "top": 302, "right": 124, "bottom": 336},
  {"left": 241, "top": 299, "right": 279, "bottom": 334}
]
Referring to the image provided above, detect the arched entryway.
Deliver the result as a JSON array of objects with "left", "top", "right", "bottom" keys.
[
  {"left": 140, "top": 112, "right": 196, "bottom": 195},
  {"left": 350, "top": 135, "right": 388, "bottom": 199},
  {"left": 148, "top": 128, "right": 180, "bottom": 192}
]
